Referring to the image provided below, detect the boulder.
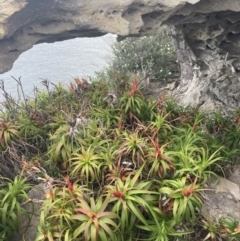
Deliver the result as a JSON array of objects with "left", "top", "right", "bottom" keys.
[
  {"left": 202, "top": 170, "right": 240, "bottom": 223},
  {"left": 10, "top": 183, "right": 50, "bottom": 241}
]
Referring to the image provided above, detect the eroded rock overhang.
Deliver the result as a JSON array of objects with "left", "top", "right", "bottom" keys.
[
  {"left": 2, "top": 0, "right": 240, "bottom": 113},
  {"left": 0, "top": 0, "right": 202, "bottom": 74},
  {"left": 168, "top": 0, "right": 240, "bottom": 113}
]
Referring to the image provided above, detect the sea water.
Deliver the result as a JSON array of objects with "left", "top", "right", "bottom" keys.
[{"left": 0, "top": 34, "right": 116, "bottom": 101}]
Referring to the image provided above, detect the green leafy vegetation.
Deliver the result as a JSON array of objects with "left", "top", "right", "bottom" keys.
[
  {"left": 1, "top": 75, "right": 240, "bottom": 240},
  {"left": 95, "top": 26, "right": 179, "bottom": 84},
  {"left": 0, "top": 176, "right": 32, "bottom": 240},
  {"left": 1, "top": 27, "right": 240, "bottom": 241}
]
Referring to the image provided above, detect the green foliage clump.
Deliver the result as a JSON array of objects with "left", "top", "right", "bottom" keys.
[
  {"left": 0, "top": 176, "right": 31, "bottom": 241},
  {"left": 96, "top": 26, "right": 179, "bottom": 83},
  {"left": 1, "top": 75, "right": 240, "bottom": 240}
]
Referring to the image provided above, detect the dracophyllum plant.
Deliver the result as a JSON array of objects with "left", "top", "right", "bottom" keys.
[
  {"left": 219, "top": 216, "right": 240, "bottom": 240},
  {"left": 191, "top": 146, "right": 224, "bottom": 183},
  {"left": 137, "top": 207, "right": 192, "bottom": 241},
  {"left": 36, "top": 180, "right": 90, "bottom": 241},
  {"left": 105, "top": 167, "right": 159, "bottom": 234},
  {"left": 0, "top": 119, "right": 20, "bottom": 151},
  {"left": 168, "top": 128, "right": 212, "bottom": 179},
  {"left": 0, "top": 175, "right": 32, "bottom": 240},
  {"left": 116, "top": 130, "right": 146, "bottom": 168},
  {"left": 159, "top": 176, "right": 202, "bottom": 223},
  {"left": 146, "top": 138, "right": 175, "bottom": 179},
  {"left": 147, "top": 113, "right": 173, "bottom": 140},
  {"left": 72, "top": 196, "right": 120, "bottom": 241},
  {"left": 47, "top": 124, "right": 76, "bottom": 167},
  {"left": 120, "top": 79, "right": 146, "bottom": 121},
  {"left": 69, "top": 144, "right": 103, "bottom": 185}
]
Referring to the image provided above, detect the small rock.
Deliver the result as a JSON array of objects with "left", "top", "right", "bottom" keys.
[
  {"left": 10, "top": 183, "right": 49, "bottom": 241},
  {"left": 202, "top": 175, "right": 240, "bottom": 222}
]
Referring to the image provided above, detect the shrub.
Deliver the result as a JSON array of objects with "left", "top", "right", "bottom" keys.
[
  {"left": 96, "top": 26, "right": 179, "bottom": 84},
  {"left": 0, "top": 176, "right": 31, "bottom": 240}
]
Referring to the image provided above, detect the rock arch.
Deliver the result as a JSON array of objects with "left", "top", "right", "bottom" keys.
[{"left": 2, "top": 0, "right": 240, "bottom": 112}]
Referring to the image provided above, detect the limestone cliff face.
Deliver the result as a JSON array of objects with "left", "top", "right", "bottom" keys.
[
  {"left": 167, "top": 1, "right": 240, "bottom": 114},
  {"left": 2, "top": 0, "right": 240, "bottom": 113},
  {"left": 0, "top": 0, "right": 198, "bottom": 74}
]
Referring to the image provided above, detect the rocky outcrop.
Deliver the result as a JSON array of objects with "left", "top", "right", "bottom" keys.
[
  {"left": 168, "top": 7, "right": 240, "bottom": 114},
  {"left": 10, "top": 183, "right": 50, "bottom": 241},
  {"left": 202, "top": 168, "right": 240, "bottom": 223},
  {"left": 0, "top": 0, "right": 198, "bottom": 74},
  {"left": 2, "top": 0, "right": 240, "bottom": 112}
]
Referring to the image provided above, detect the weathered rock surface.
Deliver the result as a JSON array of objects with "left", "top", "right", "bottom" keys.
[
  {"left": 0, "top": 0, "right": 199, "bottom": 74},
  {"left": 169, "top": 12, "right": 240, "bottom": 114},
  {"left": 3, "top": 0, "right": 240, "bottom": 113},
  {"left": 202, "top": 170, "right": 240, "bottom": 223},
  {"left": 10, "top": 183, "right": 50, "bottom": 241}
]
